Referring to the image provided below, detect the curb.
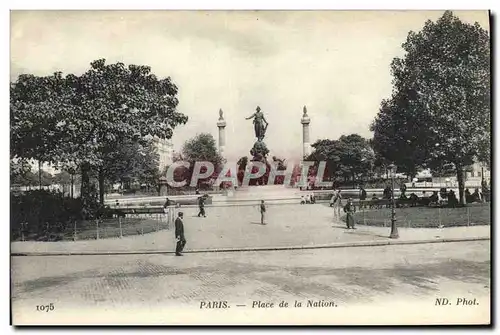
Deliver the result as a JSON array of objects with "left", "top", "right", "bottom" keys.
[{"left": 10, "top": 236, "right": 490, "bottom": 257}]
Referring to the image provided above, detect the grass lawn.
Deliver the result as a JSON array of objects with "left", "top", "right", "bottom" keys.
[{"left": 343, "top": 203, "right": 491, "bottom": 228}]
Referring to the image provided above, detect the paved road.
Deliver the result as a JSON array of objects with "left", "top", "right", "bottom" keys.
[{"left": 11, "top": 241, "right": 490, "bottom": 324}]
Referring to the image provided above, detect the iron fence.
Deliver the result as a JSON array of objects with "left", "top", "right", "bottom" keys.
[
  {"left": 12, "top": 212, "right": 175, "bottom": 242},
  {"left": 346, "top": 202, "right": 490, "bottom": 228}
]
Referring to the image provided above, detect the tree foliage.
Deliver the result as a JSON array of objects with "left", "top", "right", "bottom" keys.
[
  {"left": 180, "top": 133, "right": 223, "bottom": 187},
  {"left": 10, "top": 158, "right": 32, "bottom": 182},
  {"left": 101, "top": 138, "right": 160, "bottom": 187},
  {"left": 10, "top": 59, "right": 188, "bottom": 204},
  {"left": 307, "top": 134, "right": 375, "bottom": 183},
  {"left": 182, "top": 133, "right": 223, "bottom": 167},
  {"left": 371, "top": 11, "right": 490, "bottom": 204}
]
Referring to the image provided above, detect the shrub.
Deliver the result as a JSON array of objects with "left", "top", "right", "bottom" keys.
[{"left": 10, "top": 190, "right": 102, "bottom": 240}]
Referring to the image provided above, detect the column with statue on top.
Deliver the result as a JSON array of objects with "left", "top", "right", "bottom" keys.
[
  {"left": 301, "top": 106, "right": 311, "bottom": 158},
  {"left": 217, "top": 109, "right": 226, "bottom": 157}
]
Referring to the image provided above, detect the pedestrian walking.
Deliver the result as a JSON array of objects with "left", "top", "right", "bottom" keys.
[
  {"left": 400, "top": 183, "right": 407, "bottom": 197},
  {"left": 343, "top": 198, "right": 356, "bottom": 229},
  {"left": 175, "top": 212, "right": 186, "bottom": 256},
  {"left": 305, "top": 194, "right": 311, "bottom": 204},
  {"left": 197, "top": 195, "right": 206, "bottom": 217},
  {"left": 260, "top": 200, "right": 266, "bottom": 225},
  {"left": 332, "top": 190, "right": 342, "bottom": 217},
  {"left": 359, "top": 186, "right": 367, "bottom": 209}
]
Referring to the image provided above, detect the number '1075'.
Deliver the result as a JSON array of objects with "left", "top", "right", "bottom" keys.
[{"left": 36, "top": 303, "right": 54, "bottom": 312}]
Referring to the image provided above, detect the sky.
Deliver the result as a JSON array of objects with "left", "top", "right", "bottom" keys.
[{"left": 10, "top": 10, "right": 489, "bottom": 161}]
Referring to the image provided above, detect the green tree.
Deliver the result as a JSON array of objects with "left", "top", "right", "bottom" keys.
[
  {"left": 53, "top": 170, "right": 71, "bottom": 185},
  {"left": 182, "top": 133, "right": 223, "bottom": 187},
  {"left": 372, "top": 11, "right": 490, "bottom": 204},
  {"left": 32, "top": 170, "right": 53, "bottom": 186},
  {"left": 10, "top": 59, "right": 188, "bottom": 205},
  {"left": 307, "top": 135, "right": 375, "bottom": 185},
  {"left": 336, "top": 135, "right": 375, "bottom": 185},
  {"left": 10, "top": 158, "right": 32, "bottom": 183},
  {"left": 307, "top": 139, "right": 341, "bottom": 181},
  {"left": 182, "top": 133, "right": 223, "bottom": 165},
  {"left": 370, "top": 96, "right": 430, "bottom": 180},
  {"left": 10, "top": 159, "right": 39, "bottom": 187},
  {"left": 100, "top": 138, "right": 160, "bottom": 201}
]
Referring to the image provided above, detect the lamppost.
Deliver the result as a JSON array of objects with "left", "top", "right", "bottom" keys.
[
  {"left": 481, "top": 166, "right": 485, "bottom": 187},
  {"left": 388, "top": 163, "right": 399, "bottom": 239}
]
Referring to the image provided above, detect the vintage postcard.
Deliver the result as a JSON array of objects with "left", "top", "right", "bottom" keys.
[{"left": 10, "top": 10, "right": 491, "bottom": 325}]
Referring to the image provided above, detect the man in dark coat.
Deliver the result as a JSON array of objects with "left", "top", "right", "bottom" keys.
[
  {"left": 343, "top": 198, "right": 356, "bottom": 229},
  {"left": 175, "top": 212, "right": 186, "bottom": 256},
  {"left": 197, "top": 195, "right": 206, "bottom": 217},
  {"left": 260, "top": 200, "right": 266, "bottom": 225},
  {"left": 400, "top": 183, "right": 407, "bottom": 197},
  {"left": 359, "top": 186, "right": 367, "bottom": 209}
]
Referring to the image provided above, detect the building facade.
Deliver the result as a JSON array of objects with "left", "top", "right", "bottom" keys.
[{"left": 154, "top": 137, "right": 174, "bottom": 173}]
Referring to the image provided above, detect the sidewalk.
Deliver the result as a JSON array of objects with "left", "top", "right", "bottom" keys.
[{"left": 11, "top": 204, "right": 490, "bottom": 256}]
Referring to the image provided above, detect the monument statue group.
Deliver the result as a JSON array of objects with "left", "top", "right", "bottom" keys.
[{"left": 215, "top": 105, "right": 312, "bottom": 186}]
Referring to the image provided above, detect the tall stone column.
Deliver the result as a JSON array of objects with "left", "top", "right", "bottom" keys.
[
  {"left": 301, "top": 106, "right": 311, "bottom": 158},
  {"left": 217, "top": 109, "right": 226, "bottom": 157}
]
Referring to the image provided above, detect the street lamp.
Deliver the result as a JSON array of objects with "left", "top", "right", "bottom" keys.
[
  {"left": 388, "top": 163, "right": 399, "bottom": 239},
  {"left": 481, "top": 166, "right": 485, "bottom": 187}
]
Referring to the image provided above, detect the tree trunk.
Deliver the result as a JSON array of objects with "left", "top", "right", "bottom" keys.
[
  {"left": 70, "top": 173, "right": 74, "bottom": 198},
  {"left": 98, "top": 169, "right": 105, "bottom": 205},
  {"left": 352, "top": 171, "right": 356, "bottom": 189},
  {"left": 80, "top": 163, "right": 91, "bottom": 203},
  {"left": 456, "top": 164, "right": 466, "bottom": 206},
  {"left": 38, "top": 161, "right": 42, "bottom": 189}
]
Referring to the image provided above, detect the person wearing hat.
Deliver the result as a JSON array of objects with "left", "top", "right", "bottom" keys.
[
  {"left": 260, "top": 200, "right": 266, "bottom": 225},
  {"left": 332, "top": 189, "right": 342, "bottom": 218},
  {"left": 343, "top": 198, "right": 356, "bottom": 229},
  {"left": 197, "top": 194, "right": 206, "bottom": 218},
  {"left": 175, "top": 212, "right": 186, "bottom": 256}
]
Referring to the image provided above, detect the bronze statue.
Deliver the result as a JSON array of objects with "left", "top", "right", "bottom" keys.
[{"left": 246, "top": 106, "right": 269, "bottom": 141}]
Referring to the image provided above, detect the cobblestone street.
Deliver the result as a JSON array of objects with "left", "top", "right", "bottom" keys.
[{"left": 11, "top": 240, "right": 490, "bottom": 324}]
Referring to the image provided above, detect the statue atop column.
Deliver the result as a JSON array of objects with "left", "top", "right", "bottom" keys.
[{"left": 245, "top": 106, "right": 269, "bottom": 141}]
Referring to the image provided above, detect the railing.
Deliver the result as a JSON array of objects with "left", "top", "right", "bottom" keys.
[
  {"left": 340, "top": 202, "right": 490, "bottom": 228},
  {"left": 12, "top": 212, "right": 175, "bottom": 242}
]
